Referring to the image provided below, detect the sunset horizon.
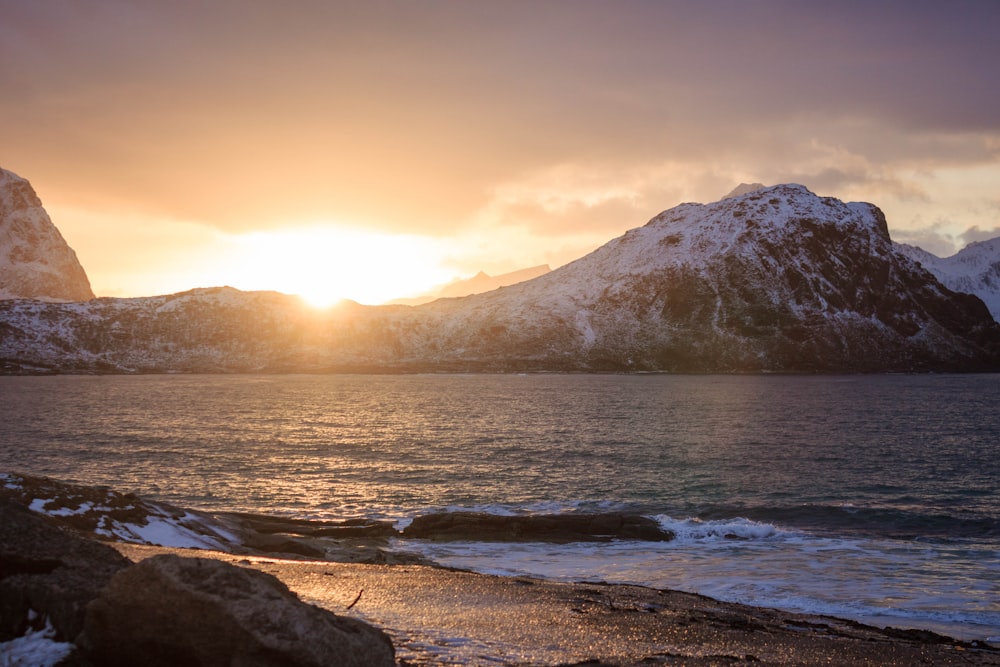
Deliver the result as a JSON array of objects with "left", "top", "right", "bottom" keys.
[
  {"left": 4, "top": 5, "right": 1000, "bottom": 660},
  {"left": 3, "top": 1, "right": 999, "bottom": 305}
]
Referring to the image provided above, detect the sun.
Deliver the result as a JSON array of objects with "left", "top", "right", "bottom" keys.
[
  {"left": 217, "top": 224, "right": 451, "bottom": 306},
  {"left": 295, "top": 286, "right": 346, "bottom": 309}
]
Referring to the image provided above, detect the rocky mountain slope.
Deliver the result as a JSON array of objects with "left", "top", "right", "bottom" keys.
[
  {"left": 0, "top": 167, "right": 94, "bottom": 301},
  {"left": 895, "top": 239, "right": 1000, "bottom": 322},
  {"left": 2, "top": 184, "right": 999, "bottom": 373}
]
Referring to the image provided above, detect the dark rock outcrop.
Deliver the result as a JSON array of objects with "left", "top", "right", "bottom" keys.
[
  {"left": 1, "top": 474, "right": 403, "bottom": 665},
  {"left": 1, "top": 471, "right": 428, "bottom": 565},
  {"left": 80, "top": 554, "right": 395, "bottom": 667},
  {"left": 0, "top": 167, "right": 94, "bottom": 302},
  {"left": 0, "top": 499, "right": 130, "bottom": 643},
  {"left": 402, "top": 511, "right": 675, "bottom": 543},
  {"left": 230, "top": 512, "right": 399, "bottom": 539},
  {"left": 229, "top": 512, "right": 406, "bottom": 560}
]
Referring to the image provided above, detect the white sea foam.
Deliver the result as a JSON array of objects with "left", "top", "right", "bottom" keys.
[
  {"left": 655, "top": 515, "right": 784, "bottom": 543},
  {"left": 400, "top": 519, "right": 1000, "bottom": 642}
]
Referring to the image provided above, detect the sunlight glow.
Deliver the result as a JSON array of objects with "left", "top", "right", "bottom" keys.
[{"left": 223, "top": 224, "right": 454, "bottom": 306}]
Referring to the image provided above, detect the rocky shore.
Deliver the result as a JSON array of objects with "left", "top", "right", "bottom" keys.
[
  {"left": 116, "top": 543, "right": 1000, "bottom": 667},
  {"left": 0, "top": 498, "right": 395, "bottom": 666},
  {"left": 3, "top": 472, "right": 1000, "bottom": 665}
]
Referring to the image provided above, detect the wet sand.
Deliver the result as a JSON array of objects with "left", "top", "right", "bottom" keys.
[{"left": 114, "top": 543, "right": 1000, "bottom": 666}]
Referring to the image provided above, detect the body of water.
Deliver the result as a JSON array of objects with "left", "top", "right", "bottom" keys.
[{"left": 1, "top": 373, "right": 998, "bottom": 641}]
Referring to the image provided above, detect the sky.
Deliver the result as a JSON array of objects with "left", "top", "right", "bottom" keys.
[{"left": 2, "top": 1, "right": 999, "bottom": 305}]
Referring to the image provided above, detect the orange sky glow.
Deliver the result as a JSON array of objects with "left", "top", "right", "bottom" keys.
[{"left": 3, "top": 1, "right": 999, "bottom": 304}]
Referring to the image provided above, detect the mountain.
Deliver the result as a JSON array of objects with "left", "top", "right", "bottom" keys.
[
  {"left": 437, "top": 265, "right": 552, "bottom": 299},
  {"left": 405, "top": 184, "right": 999, "bottom": 372},
  {"left": 2, "top": 184, "right": 998, "bottom": 373},
  {"left": 0, "top": 167, "right": 94, "bottom": 301},
  {"left": 392, "top": 265, "right": 552, "bottom": 305},
  {"left": 722, "top": 182, "right": 766, "bottom": 199},
  {"left": 895, "top": 239, "right": 1000, "bottom": 322}
]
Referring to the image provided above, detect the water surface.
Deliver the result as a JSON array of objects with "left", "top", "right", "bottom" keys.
[{"left": 2, "top": 373, "right": 997, "bottom": 640}]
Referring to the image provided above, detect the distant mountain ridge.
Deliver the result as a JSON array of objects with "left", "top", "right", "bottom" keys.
[
  {"left": 392, "top": 264, "right": 551, "bottom": 305},
  {"left": 3, "top": 182, "right": 998, "bottom": 373},
  {"left": 722, "top": 182, "right": 767, "bottom": 199},
  {"left": 895, "top": 239, "right": 1000, "bottom": 322},
  {"left": 0, "top": 167, "right": 94, "bottom": 301}
]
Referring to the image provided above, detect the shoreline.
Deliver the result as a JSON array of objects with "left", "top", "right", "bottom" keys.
[
  {"left": 4, "top": 471, "right": 999, "bottom": 664},
  {"left": 114, "top": 543, "right": 1000, "bottom": 666}
]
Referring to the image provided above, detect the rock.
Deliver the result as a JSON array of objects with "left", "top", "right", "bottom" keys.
[
  {"left": 0, "top": 499, "right": 131, "bottom": 643},
  {"left": 221, "top": 511, "right": 408, "bottom": 561},
  {"left": 402, "top": 511, "right": 675, "bottom": 543},
  {"left": 241, "top": 532, "right": 328, "bottom": 558},
  {"left": 80, "top": 554, "right": 395, "bottom": 667},
  {"left": 0, "top": 167, "right": 94, "bottom": 301},
  {"left": 0, "top": 471, "right": 241, "bottom": 552},
  {"left": 227, "top": 511, "right": 399, "bottom": 539}
]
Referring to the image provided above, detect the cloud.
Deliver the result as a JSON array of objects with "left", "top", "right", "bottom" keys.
[
  {"left": 4, "top": 1, "right": 1000, "bottom": 295},
  {"left": 960, "top": 225, "right": 1000, "bottom": 246},
  {"left": 890, "top": 217, "right": 1000, "bottom": 259},
  {"left": 891, "top": 222, "right": 965, "bottom": 257}
]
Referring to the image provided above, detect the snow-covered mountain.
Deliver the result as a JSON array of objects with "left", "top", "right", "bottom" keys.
[
  {"left": 2, "top": 184, "right": 998, "bottom": 373},
  {"left": 404, "top": 184, "right": 999, "bottom": 372},
  {"left": 0, "top": 167, "right": 94, "bottom": 301},
  {"left": 895, "top": 239, "right": 1000, "bottom": 322}
]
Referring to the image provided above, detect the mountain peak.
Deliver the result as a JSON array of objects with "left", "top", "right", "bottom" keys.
[
  {"left": 895, "top": 237, "right": 1000, "bottom": 322},
  {"left": 416, "top": 183, "right": 996, "bottom": 371},
  {"left": 722, "top": 182, "right": 767, "bottom": 199},
  {"left": 0, "top": 167, "right": 94, "bottom": 301}
]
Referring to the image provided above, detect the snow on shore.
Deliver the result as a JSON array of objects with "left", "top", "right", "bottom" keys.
[{"left": 2, "top": 472, "right": 239, "bottom": 551}]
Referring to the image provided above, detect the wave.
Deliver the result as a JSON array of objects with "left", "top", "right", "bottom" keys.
[
  {"left": 693, "top": 503, "right": 1000, "bottom": 541},
  {"left": 384, "top": 499, "right": 1000, "bottom": 546},
  {"left": 655, "top": 515, "right": 785, "bottom": 543}
]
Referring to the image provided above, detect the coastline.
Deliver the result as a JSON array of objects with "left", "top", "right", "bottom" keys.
[
  {"left": 3, "top": 471, "right": 999, "bottom": 665},
  {"left": 114, "top": 542, "right": 1000, "bottom": 666}
]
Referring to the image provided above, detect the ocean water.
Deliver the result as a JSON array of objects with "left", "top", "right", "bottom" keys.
[{"left": 1, "top": 373, "right": 998, "bottom": 642}]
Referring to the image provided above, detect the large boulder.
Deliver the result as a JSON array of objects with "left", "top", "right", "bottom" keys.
[
  {"left": 402, "top": 511, "right": 675, "bottom": 542},
  {"left": 0, "top": 499, "right": 131, "bottom": 642},
  {"left": 80, "top": 554, "right": 395, "bottom": 667}
]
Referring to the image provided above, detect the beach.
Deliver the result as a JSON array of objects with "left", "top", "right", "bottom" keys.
[{"left": 114, "top": 543, "right": 1000, "bottom": 666}]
